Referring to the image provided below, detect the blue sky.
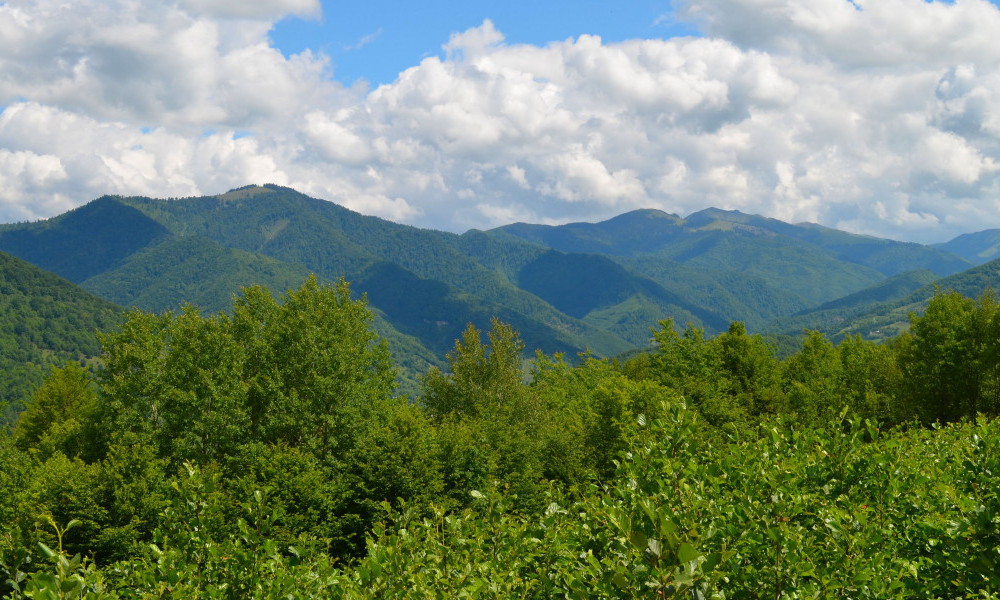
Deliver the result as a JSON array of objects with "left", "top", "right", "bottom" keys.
[
  {"left": 270, "top": 1, "right": 698, "bottom": 86},
  {"left": 4, "top": 0, "right": 1000, "bottom": 242}
]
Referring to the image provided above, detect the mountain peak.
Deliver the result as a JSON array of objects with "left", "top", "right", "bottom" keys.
[
  {"left": 594, "top": 208, "right": 684, "bottom": 231},
  {"left": 215, "top": 184, "right": 281, "bottom": 202},
  {"left": 689, "top": 207, "right": 747, "bottom": 218},
  {"left": 684, "top": 207, "right": 755, "bottom": 228}
]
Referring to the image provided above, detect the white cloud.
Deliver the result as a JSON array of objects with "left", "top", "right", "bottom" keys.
[
  {"left": 0, "top": 0, "right": 339, "bottom": 129},
  {"left": 177, "top": 0, "right": 320, "bottom": 20},
  {"left": 443, "top": 18, "right": 504, "bottom": 59},
  {"left": 676, "top": 0, "right": 1000, "bottom": 69},
  {"left": 4, "top": 2, "right": 1000, "bottom": 242}
]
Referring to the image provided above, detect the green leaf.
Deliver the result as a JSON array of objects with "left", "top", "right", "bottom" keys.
[
  {"left": 703, "top": 552, "right": 722, "bottom": 571},
  {"left": 612, "top": 573, "right": 629, "bottom": 589},
  {"left": 678, "top": 542, "right": 699, "bottom": 563},
  {"left": 36, "top": 542, "right": 56, "bottom": 559},
  {"left": 647, "top": 538, "right": 662, "bottom": 558},
  {"left": 629, "top": 529, "right": 648, "bottom": 551}
]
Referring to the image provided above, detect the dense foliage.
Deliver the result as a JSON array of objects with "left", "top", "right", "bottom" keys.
[
  {"left": 0, "top": 253, "right": 122, "bottom": 425},
  {"left": 4, "top": 281, "right": 1000, "bottom": 598}
]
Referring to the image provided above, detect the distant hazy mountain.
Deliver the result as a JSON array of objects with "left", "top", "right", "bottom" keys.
[
  {"left": 809, "top": 269, "right": 940, "bottom": 313},
  {"left": 682, "top": 208, "right": 970, "bottom": 277},
  {"left": 494, "top": 209, "right": 687, "bottom": 256},
  {"left": 495, "top": 207, "right": 970, "bottom": 277},
  {"left": 770, "top": 259, "right": 1000, "bottom": 342},
  {"left": 935, "top": 229, "right": 1000, "bottom": 265},
  {"left": 492, "top": 206, "right": 970, "bottom": 321}
]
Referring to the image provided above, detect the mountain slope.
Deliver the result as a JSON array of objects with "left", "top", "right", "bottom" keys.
[
  {"left": 80, "top": 234, "right": 312, "bottom": 313},
  {"left": 809, "top": 269, "right": 939, "bottom": 313},
  {"left": 0, "top": 252, "right": 122, "bottom": 423},
  {"left": 113, "top": 186, "right": 632, "bottom": 357},
  {"left": 770, "top": 259, "right": 1000, "bottom": 341},
  {"left": 0, "top": 197, "right": 169, "bottom": 282},
  {"left": 0, "top": 187, "right": 632, "bottom": 360},
  {"left": 935, "top": 229, "right": 1000, "bottom": 265},
  {"left": 652, "top": 228, "right": 885, "bottom": 306},
  {"left": 617, "top": 255, "right": 809, "bottom": 330},
  {"left": 494, "top": 209, "right": 687, "bottom": 256},
  {"left": 683, "top": 208, "right": 971, "bottom": 277},
  {"left": 0, "top": 186, "right": 978, "bottom": 373},
  {"left": 491, "top": 207, "right": 970, "bottom": 321},
  {"left": 494, "top": 207, "right": 970, "bottom": 279}
]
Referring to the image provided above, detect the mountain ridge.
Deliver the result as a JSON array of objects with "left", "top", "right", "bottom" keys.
[{"left": 0, "top": 185, "right": 987, "bottom": 371}]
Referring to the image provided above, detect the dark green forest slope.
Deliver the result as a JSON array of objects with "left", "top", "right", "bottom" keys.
[
  {"left": 115, "top": 186, "right": 631, "bottom": 356},
  {"left": 0, "top": 252, "right": 121, "bottom": 423},
  {"left": 0, "top": 187, "right": 633, "bottom": 360},
  {"left": 81, "top": 235, "right": 311, "bottom": 314}
]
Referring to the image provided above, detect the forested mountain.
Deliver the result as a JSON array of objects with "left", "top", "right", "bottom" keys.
[
  {"left": 492, "top": 206, "right": 971, "bottom": 315},
  {"left": 81, "top": 235, "right": 311, "bottom": 314},
  {"left": 0, "top": 186, "right": 710, "bottom": 361},
  {"left": 770, "top": 257, "right": 1000, "bottom": 341},
  {"left": 494, "top": 206, "right": 970, "bottom": 277},
  {"left": 113, "top": 186, "right": 631, "bottom": 357},
  {"left": 0, "top": 184, "right": 982, "bottom": 369},
  {"left": 0, "top": 252, "right": 122, "bottom": 423},
  {"left": 808, "top": 269, "right": 939, "bottom": 312},
  {"left": 0, "top": 198, "right": 170, "bottom": 283},
  {"left": 935, "top": 228, "right": 1000, "bottom": 264},
  {"left": 682, "top": 208, "right": 970, "bottom": 276}
]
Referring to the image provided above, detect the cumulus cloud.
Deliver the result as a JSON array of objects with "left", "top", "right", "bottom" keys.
[
  {"left": 676, "top": 0, "right": 1000, "bottom": 69},
  {"left": 177, "top": 0, "right": 320, "bottom": 20},
  {"left": 4, "top": 0, "right": 1000, "bottom": 242},
  {"left": 0, "top": 0, "right": 339, "bottom": 129}
]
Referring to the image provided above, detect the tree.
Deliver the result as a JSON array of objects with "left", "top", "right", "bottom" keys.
[
  {"left": 839, "top": 334, "right": 903, "bottom": 423},
  {"left": 13, "top": 362, "right": 96, "bottom": 458},
  {"left": 646, "top": 319, "right": 725, "bottom": 414},
  {"left": 421, "top": 318, "right": 527, "bottom": 422},
  {"left": 714, "top": 321, "right": 783, "bottom": 416},
  {"left": 231, "top": 277, "right": 395, "bottom": 456},
  {"left": 647, "top": 320, "right": 783, "bottom": 425},
  {"left": 897, "top": 290, "right": 1000, "bottom": 422},
  {"left": 782, "top": 330, "right": 842, "bottom": 424},
  {"left": 94, "top": 276, "right": 395, "bottom": 464},
  {"left": 648, "top": 319, "right": 719, "bottom": 391},
  {"left": 532, "top": 354, "right": 676, "bottom": 480},
  {"left": 421, "top": 319, "right": 546, "bottom": 508}
]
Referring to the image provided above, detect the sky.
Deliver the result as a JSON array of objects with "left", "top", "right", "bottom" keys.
[{"left": 3, "top": 1, "right": 1000, "bottom": 243}]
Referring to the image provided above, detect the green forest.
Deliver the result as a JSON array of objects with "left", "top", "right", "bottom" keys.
[{"left": 3, "top": 277, "right": 1000, "bottom": 598}]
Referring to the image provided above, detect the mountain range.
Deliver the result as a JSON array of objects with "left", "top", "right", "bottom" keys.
[{"left": 4, "top": 184, "right": 1000, "bottom": 399}]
